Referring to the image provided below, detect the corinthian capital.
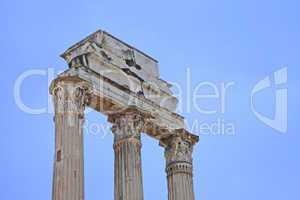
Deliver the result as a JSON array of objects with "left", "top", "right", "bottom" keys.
[
  {"left": 50, "top": 77, "right": 91, "bottom": 116},
  {"left": 109, "top": 107, "right": 147, "bottom": 142},
  {"left": 161, "top": 130, "right": 199, "bottom": 166}
]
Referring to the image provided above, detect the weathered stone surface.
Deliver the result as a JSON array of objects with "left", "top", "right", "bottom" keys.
[
  {"left": 61, "top": 30, "right": 178, "bottom": 112},
  {"left": 160, "top": 131, "right": 198, "bottom": 200},
  {"left": 50, "top": 30, "right": 199, "bottom": 200},
  {"left": 56, "top": 67, "right": 185, "bottom": 139},
  {"left": 110, "top": 108, "right": 147, "bottom": 200},
  {"left": 51, "top": 77, "right": 90, "bottom": 200}
]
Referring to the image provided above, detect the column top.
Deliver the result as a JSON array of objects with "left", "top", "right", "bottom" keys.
[
  {"left": 159, "top": 129, "right": 199, "bottom": 148},
  {"left": 107, "top": 105, "right": 154, "bottom": 124},
  {"left": 49, "top": 74, "right": 92, "bottom": 96},
  {"left": 108, "top": 106, "right": 199, "bottom": 146}
]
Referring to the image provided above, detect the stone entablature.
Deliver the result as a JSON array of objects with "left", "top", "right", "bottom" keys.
[{"left": 51, "top": 67, "right": 185, "bottom": 140}]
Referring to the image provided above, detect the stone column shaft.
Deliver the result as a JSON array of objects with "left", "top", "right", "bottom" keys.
[
  {"left": 51, "top": 79, "right": 89, "bottom": 200},
  {"left": 166, "top": 162, "right": 194, "bottom": 200},
  {"left": 110, "top": 109, "right": 145, "bottom": 200}
]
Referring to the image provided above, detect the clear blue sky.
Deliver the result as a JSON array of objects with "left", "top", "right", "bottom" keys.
[{"left": 1, "top": 0, "right": 299, "bottom": 200}]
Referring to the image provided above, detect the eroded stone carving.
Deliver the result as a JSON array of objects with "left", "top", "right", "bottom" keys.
[
  {"left": 51, "top": 78, "right": 91, "bottom": 116},
  {"left": 109, "top": 107, "right": 153, "bottom": 143},
  {"left": 165, "top": 136, "right": 193, "bottom": 165},
  {"left": 161, "top": 131, "right": 198, "bottom": 167},
  {"left": 111, "top": 110, "right": 144, "bottom": 141},
  {"left": 61, "top": 30, "right": 178, "bottom": 112}
]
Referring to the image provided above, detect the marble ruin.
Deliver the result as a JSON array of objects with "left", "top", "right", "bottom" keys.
[{"left": 50, "top": 30, "right": 199, "bottom": 200}]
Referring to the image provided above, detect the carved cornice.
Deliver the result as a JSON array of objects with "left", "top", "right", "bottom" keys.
[{"left": 61, "top": 30, "right": 158, "bottom": 64}]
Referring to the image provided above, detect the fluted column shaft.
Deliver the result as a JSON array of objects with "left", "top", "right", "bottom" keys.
[
  {"left": 51, "top": 79, "right": 89, "bottom": 200},
  {"left": 163, "top": 134, "right": 196, "bottom": 200},
  {"left": 110, "top": 109, "right": 145, "bottom": 200}
]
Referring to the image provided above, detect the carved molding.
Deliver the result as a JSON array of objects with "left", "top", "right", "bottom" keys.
[
  {"left": 51, "top": 78, "right": 91, "bottom": 117},
  {"left": 164, "top": 135, "right": 194, "bottom": 166},
  {"left": 162, "top": 133, "right": 197, "bottom": 177},
  {"left": 110, "top": 108, "right": 145, "bottom": 143},
  {"left": 166, "top": 162, "right": 193, "bottom": 176}
]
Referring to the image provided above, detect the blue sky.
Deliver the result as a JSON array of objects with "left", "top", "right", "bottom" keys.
[{"left": 1, "top": 0, "right": 299, "bottom": 199}]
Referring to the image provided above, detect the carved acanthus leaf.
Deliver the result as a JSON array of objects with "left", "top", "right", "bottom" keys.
[{"left": 165, "top": 135, "right": 193, "bottom": 165}]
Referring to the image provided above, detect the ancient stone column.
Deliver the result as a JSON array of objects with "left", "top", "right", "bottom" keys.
[
  {"left": 161, "top": 132, "right": 198, "bottom": 200},
  {"left": 51, "top": 77, "right": 90, "bottom": 200},
  {"left": 109, "top": 108, "right": 146, "bottom": 200}
]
